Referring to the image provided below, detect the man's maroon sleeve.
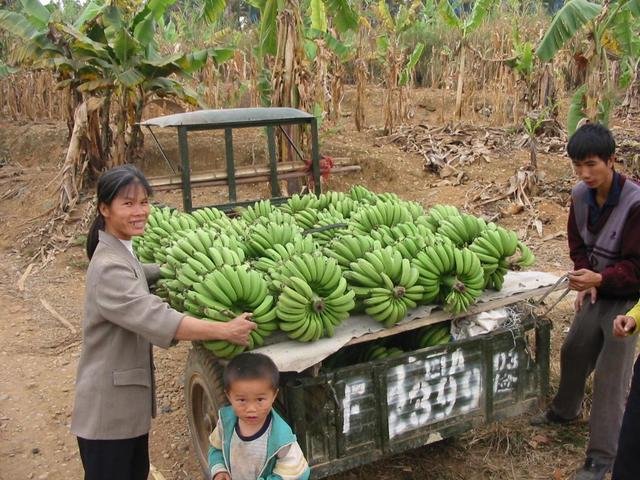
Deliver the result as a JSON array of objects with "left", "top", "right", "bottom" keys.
[
  {"left": 568, "top": 201, "right": 591, "bottom": 270},
  {"left": 598, "top": 204, "right": 640, "bottom": 296}
]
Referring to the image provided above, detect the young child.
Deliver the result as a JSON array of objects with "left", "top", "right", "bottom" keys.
[{"left": 208, "top": 353, "right": 310, "bottom": 480}]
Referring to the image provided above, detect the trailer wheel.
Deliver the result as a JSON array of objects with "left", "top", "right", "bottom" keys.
[{"left": 184, "top": 345, "right": 227, "bottom": 477}]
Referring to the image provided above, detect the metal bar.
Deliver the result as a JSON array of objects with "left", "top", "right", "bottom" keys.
[
  {"left": 224, "top": 128, "right": 236, "bottom": 203},
  {"left": 286, "top": 381, "right": 308, "bottom": 455},
  {"left": 373, "top": 365, "right": 390, "bottom": 453},
  {"left": 266, "top": 126, "right": 281, "bottom": 197},
  {"left": 277, "top": 125, "right": 306, "bottom": 162},
  {"left": 177, "top": 126, "right": 192, "bottom": 212},
  {"left": 536, "top": 318, "right": 551, "bottom": 403},
  {"left": 177, "top": 118, "right": 313, "bottom": 132},
  {"left": 145, "top": 126, "right": 176, "bottom": 175},
  {"left": 148, "top": 166, "right": 361, "bottom": 192},
  {"left": 310, "top": 118, "right": 322, "bottom": 195},
  {"left": 483, "top": 336, "right": 495, "bottom": 424}
]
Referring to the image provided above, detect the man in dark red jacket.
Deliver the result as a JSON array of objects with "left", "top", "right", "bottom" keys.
[{"left": 531, "top": 123, "right": 640, "bottom": 480}]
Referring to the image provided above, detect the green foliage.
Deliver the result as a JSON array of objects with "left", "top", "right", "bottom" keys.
[
  {"left": 567, "top": 84, "right": 588, "bottom": 135},
  {"left": 535, "top": 0, "right": 601, "bottom": 62}
]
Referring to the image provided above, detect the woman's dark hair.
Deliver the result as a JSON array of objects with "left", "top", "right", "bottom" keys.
[
  {"left": 567, "top": 122, "right": 616, "bottom": 163},
  {"left": 86, "top": 165, "right": 152, "bottom": 259}
]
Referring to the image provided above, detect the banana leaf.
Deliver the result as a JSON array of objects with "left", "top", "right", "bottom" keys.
[
  {"left": 19, "top": 0, "right": 50, "bottom": 30},
  {"left": 0, "top": 61, "right": 18, "bottom": 77},
  {"left": 377, "top": 0, "right": 395, "bottom": 32},
  {"left": 399, "top": 42, "right": 425, "bottom": 86},
  {"left": 463, "top": 0, "right": 497, "bottom": 35},
  {"left": 74, "top": 1, "right": 107, "bottom": 30},
  {"left": 437, "top": 0, "right": 461, "bottom": 29},
  {"left": 567, "top": 84, "right": 588, "bottom": 135},
  {"left": 324, "top": 0, "right": 359, "bottom": 34},
  {"left": 0, "top": 10, "right": 40, "bottom": 40},
  {"left": 535, "top": 0, "right": 601, "bottom": 62},
  {"left": 202, "top": 0, "right": 226, "bottom": 24},
  {"left": 309, "top": 0, "right": 328, "bottom": 32}
]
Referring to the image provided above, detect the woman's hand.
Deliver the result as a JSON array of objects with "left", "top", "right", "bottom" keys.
[
  {"left": 613, "top": 315, "right": 637, "bottom": 337},
  {"left": 223, "top": 313, "right": 257, "bottom": 346}
]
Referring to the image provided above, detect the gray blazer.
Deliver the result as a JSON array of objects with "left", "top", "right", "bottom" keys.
[{"left": 71, "top": 230, "right": 184, "bottom": 440}]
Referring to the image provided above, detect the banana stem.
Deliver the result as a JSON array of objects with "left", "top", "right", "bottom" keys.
[
  {"left": 393, "top": 286, "right": 406, "bottom": 299},
  {"left": 312, "top": 296, "right": 325, "bottom": 313}
]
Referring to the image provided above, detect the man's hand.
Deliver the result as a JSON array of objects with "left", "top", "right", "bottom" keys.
[
  {"left": 224, "top": 313, "right": 257, "bottom": 346},
  {"left": 213, "top": 472, "right": 231, "bottom": 480},
  {"left": 613, "top": 315, "right": 637, "bottom": 337},
  {"left": 574, "top": 287, "right": 597, "bottom": 312},
  {"left": 568, "top": 269, "right": 602, "bottom": 291}
]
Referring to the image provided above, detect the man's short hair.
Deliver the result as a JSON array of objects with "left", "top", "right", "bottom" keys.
[
  {"left": 567, "top": 122, "right": 616, "bottom": 163},
  {"left": 223, "top": 352, "right": 280, "bottom": 391}
]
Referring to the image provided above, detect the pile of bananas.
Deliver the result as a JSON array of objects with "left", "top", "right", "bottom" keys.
[
  {"left": 133, "top": 186, "right": 537, "bottom": 359},
  {"left": 274, "top": 254, "right": 355, "bottom": 339}
]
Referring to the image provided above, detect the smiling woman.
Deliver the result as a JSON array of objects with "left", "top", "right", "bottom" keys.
[{"left": 72, "top": 165, "right": 256, "bottom": 480}]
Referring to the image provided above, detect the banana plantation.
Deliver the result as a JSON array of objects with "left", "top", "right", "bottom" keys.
[{"left": 1, "top": 0, "right": 640, "bottom": 479}]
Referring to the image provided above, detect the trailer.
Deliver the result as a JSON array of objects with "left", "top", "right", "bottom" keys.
[{"left": 140, "top": 108, "right": 559, "bottom": 478}]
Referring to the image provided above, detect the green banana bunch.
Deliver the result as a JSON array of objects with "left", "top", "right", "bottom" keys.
[
  {"left": 276, "top": 274, "right": 355, "bottom": 341},
  {"left": 349, "top": 184, "right": 377, "bottom": 203},
  {"left": 270, "top": 253, "right": 344, "bottom": 296},
  {"left": 310, "top": 211, "right": 348, "bottom": 246},
  {"left": 416, "top": 322, "right": 451, "bottom": 349},
  {"left": 243, "top": 222, "right": 304, "bottom": 258},
  {"left": 191, "top": 265, "right": 277, "bottom": 357},
  {"left": 516, "top": 241, "right": 536, "bottom": 267},
  {"left": 424, "top": 204, "right": 461, "bottom": 232},
  {"left": 437, "top": 213, "right": 490, "bottom": 247},
  {"left": 412, "top": 243, "right": 485, "bottom": 314},
  {"left": 293, "top": 208, "right": 320, "bottom": 230},
  {"left": 323, "top": 234, "right": 380, "bottom": 269},
  {"left": 376, "top": 192, "right": 400, "bottom": 203},
  {"left": 349, "top": 201, "right": 413, "bottom": 235},
  {"left": 252, "top": 237, "right": 317, "bottom": 274},
  {"left": 345, "top": 247, "right": 425, "bottom": 327},
  {"left": 249, "top": 210, "right": 295, "bottom": 227},
  {"left": 239, "top": 199, "right": 275, "bottom": 223},
  {"left": 281, "top": 193, "right": 320, "bottom": 214},
  {"left": 317, "top": 191, "right": 348, "bottom": 210},
  {"left": 326, "top": 197, "right": 358, "bottom": 218},
  {"left": 360, "top": 344, "right": 404, "bottom": 362},
  {"left": 468, "top": 227, "right": 520, "bottom": 289},
  {"left": 189, "top": 206, "right": 226, "bottom": 227}
]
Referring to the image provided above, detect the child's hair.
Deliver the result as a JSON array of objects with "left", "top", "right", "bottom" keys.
[
  {"left": 567, "top": 123, "right": 616, "bottom": 163},
  {"left": 223, "top": 353, "right": 280, "bottom": 392},
  {"left": 86, "top": 165, "right": 152, "bottom": 260}
]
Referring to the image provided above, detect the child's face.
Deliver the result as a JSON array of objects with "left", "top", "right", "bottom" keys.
[
  {"left": 226, "top": 378, "right": 278, "bottom": 427},
  {"left": 573, "top": 155, "right": 615, "bottom": 190}
]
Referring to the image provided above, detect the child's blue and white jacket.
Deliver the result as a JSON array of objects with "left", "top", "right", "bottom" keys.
[{"left": 208, "top": 405, "right": 310, "bottom": 480}]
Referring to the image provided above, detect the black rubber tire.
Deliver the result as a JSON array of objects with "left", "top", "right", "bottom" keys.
[{"left": 184, "top": 344, "right": 228, "bottom": 478}]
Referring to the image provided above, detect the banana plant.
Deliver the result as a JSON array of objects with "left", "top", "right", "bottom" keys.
[
  {"left": 437, "top": 0, "right": 498, "bottom": 119},
  {"left": 535, "top": 0, "right": 640, "bottom": 133},
  {"left": 306, "top": 0, "right": 360, "bottom": 122},
  {"left": 376, "top": 0, "right": 425, "bottom": 134}
]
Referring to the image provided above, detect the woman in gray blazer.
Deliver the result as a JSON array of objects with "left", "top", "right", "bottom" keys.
[{"left": 71, "top": 165, "right": 256, "bottom": 480}]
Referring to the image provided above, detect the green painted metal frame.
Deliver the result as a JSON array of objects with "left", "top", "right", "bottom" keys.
[{"left": 145, "top": 108, "right": 321, "bottom": 212}]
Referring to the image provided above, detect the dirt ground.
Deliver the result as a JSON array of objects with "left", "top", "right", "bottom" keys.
[{"left": 1, "top": 88, "right": 639, "bottom": 480}]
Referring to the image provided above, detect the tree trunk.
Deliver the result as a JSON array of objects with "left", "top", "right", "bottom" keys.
[{"left": 455, "top": 43, "right": 466, "bottom": 120}]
